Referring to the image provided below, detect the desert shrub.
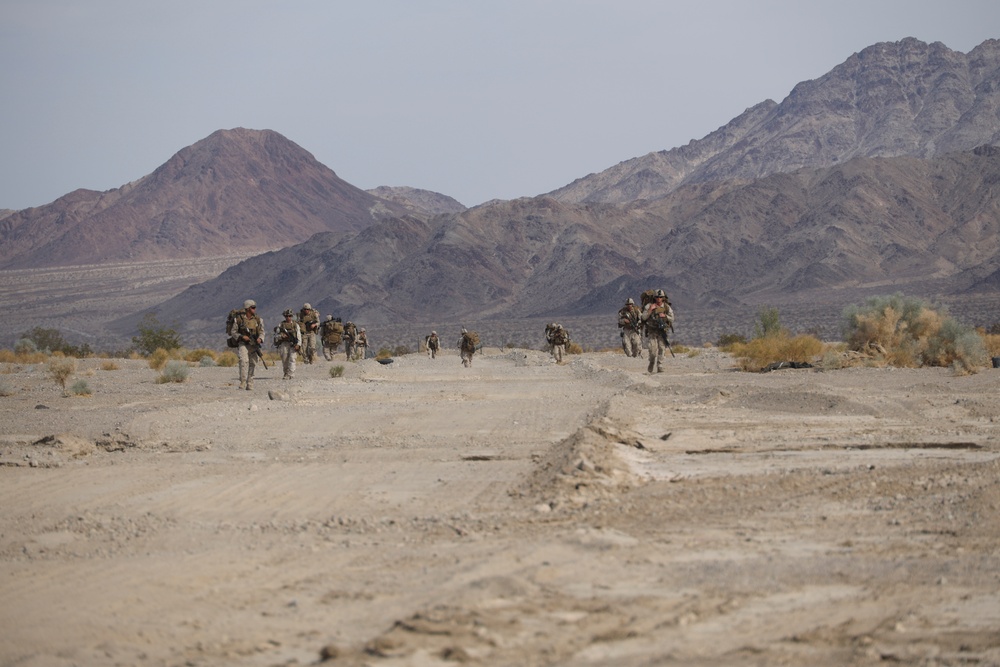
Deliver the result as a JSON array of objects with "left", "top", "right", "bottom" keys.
[
  {"left": 0, "top": 348, "right": 47, "bottom": 364},
  {"left": 17, "top": 327, "right": 92, "bottom": 357},
  {"left": 198, "top": 355, "right": 216, "bottom": 367},
  {"left": 716, "top": 332, "right": 747, "bottom": 349},
  {"left": 951, "top": 329, "right": 989, "bottom": 375},
  {"left": 132, "top": 313, "right": 182, "bottom": 356},
  {"left": 100, "top": 360, "right": 119, "bottom": 371},
  {"left": 392, "top": 345, "right": 411, "bottom": 356},
  {"left": 48, "top": 357, "right": 77, "bottom": 395},
  {"left": 216, "top": 351, "right": 238, "bottom": 367},
  {"left": 14, "top": 338, "right": 37, "bottom": 355},
  {"left": 329, "top": 365, "right": 345, "bottom": 378},
  {"left": 568, "top": 342, "right": 583, "bottom": 355},
  {"left": 70, "top": 379, "right": 92, "bottom": 396},
  {"left": 981, "top": 333, "right": 1000, "bottom": 357},
  {"left": 376, "top": 347, "right": 392, "bottom": 359},
  {"left": 729, "top": 333, "right": 824, "bottom": 372},
  {"left": 184, "top": 348, "right": 217, "bottom": 363},
  {"left": 148, "top": 348, "right": 171, "bottom": 371},
  {"left": 843, "top": 294, "right": 987, "bottom": 370},
  {"left": 753, "top": 306, "right": 783, "bottom": 339},
  {"left": 157, "top": 360, "right": 189, "bottom": 384}
]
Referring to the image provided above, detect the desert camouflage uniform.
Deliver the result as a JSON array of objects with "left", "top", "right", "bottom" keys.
[
  {"left": 355, "top": 329, "right": 368, "bottom": 360},
  {"left": 343, "top": 323, "right": 357, "bottom": 361},
  {"left": 425, "top": 332, "right": 440, "bottom": 359},
  {"left": 641, "top": 291, "right": 675, "bottom": 373},
  {"left": 320, "top": 315, "right": 343, "bottom": 361},
  {"left": 228, "top": 300, "right": 264, "bottom": 390},
  {"left": 618, "top": 300, "right": 643, "bottom": 358},
  {"left": 298, "top": 303, "right": 320, "bottom": 364},
  {"left": 459, "top": 329, "right": 476, "bottom": 367},
  {"left": 274, "top": 310, "right": 302, "bottom": 379},
  {"left": 549, "top": 324, "right": 569, "bottom": 363}
]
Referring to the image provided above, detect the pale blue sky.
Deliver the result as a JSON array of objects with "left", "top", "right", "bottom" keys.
[{"left": 1, "top": 0, "right": 997, "bottom": 210}]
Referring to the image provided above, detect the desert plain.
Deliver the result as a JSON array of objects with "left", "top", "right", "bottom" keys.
[{"left": 1, "top": 342, "right": 999, "bottom": 667}]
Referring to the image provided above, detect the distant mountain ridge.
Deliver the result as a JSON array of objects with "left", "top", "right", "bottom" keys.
[
  {"left": 5, "top": 37, "right": 1000, "bottom": 347},
  {"left": 134, "top": 146, "right": 1000, "bottom": 338},
  {"left": 548, "top": 38, "right": 1000, "bottom": 203},
  {"left": 0, "top": 128, "right": 411, "bottom": 269}
]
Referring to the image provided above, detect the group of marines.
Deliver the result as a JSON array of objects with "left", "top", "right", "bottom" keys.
[
  {"left": 226, "top": 288, "right": 675, "bottom": 390},
  {"left": 617, "top": 289, "right": 676, "bottom": 373},
  {"left": 226, "top": 300, "right": 369, "bottom": 390}
]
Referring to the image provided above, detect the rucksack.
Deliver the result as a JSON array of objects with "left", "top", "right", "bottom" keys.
[
  {"left": 462, "top": 331, "right": 480, "bottom": 351},
  {"left": 226, "top": 308, "right": 244, "bottom": 333}
]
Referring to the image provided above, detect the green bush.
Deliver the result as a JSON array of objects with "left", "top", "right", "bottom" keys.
[
  {"left": 157, "top": 360, "right": 190, "bottom": 384},
  {"left": 48, "top": 358, "right": 77, "bottom": 395},
  {"left": 329, "top": 365, "right": 345, "bottom": 378},
  {"left": 18, "top": 327, "right": 92, "bottom": 357},
  {"left": 842, "top": 294, "right": 987, "bottom": 371},
  {"left": 132, "top": 313, "right": 182, "bottom": 356},
  {"left": 753, "top": 306, "right": 783, "bottom": 339},
  {"left": 716, "top": 332, "right": 747, "bottom": 349},
  {"left": 70, "top": 379, "right": 92, "bottom": 396},
  {"left": 199, "top": 355, "right": 216, "bottom": 367}
]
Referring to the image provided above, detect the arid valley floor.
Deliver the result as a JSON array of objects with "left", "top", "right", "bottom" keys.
[{"left": 2, "top": 345, "right": 999, "bottom": 667}]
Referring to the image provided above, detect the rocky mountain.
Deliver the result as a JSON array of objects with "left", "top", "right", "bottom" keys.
[
  {"left": 0, "top": 128, "right": 411, "bottom": 269},
  {"left": 549, "top": 38, "right": 1000, "bottom": 204},
  {"left": 132, "top": 146, "right": 1000, "bottom": 339},
  {"left": 366, "top": 186, "right": 467, "bottom": 217}
]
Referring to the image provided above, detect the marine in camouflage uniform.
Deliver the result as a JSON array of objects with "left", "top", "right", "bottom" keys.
[
  {"left": 618, "top": 298, "right": 643, "bottom": 358},
  {"left": 549, "top": 323, "right": 569, "bottom": 363},
  {"left": 543, "top": 322, "right": 557, "bottom": 354},
  {"left": 343, "top": 322, "right": 358, "bottom": 361},
  {"left": 298, "top": 303, "right": 320, "bottom": 364},
  {"left": 425, "top": 331, "right": 440, "bottom": 359},
  {"left": 355, "top": 328, "right": 369, "bottom": 360},
  {"left": 274, "top": 309, "right": 302, "bottom": 379},
  {"left": 320, "top": 315, "right": 343, "bottom": 361},
  {"left": 641, "top": 289, "right": 675, "bottom": 374},
  {"left": 459, "top": 328, "right": 476, "bottom": 367},
  {"left": 227, "top": 299, "right": 265, "bottom": 390}
]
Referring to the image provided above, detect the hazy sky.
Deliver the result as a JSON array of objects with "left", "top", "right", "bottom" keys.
[{"left": 1, "top": 1, "right": 997, "bottom": 210}]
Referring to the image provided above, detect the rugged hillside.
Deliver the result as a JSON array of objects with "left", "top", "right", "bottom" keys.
[
  {"left": 366, "top": 186, "right": 467, "bottom": 217},
  {"left": 550, "top": 38, "right": 1000, "bottom": 204},
  {"left": 132, "top": 147, "right": 1000, "bottom": 338},
  {"left": 0, "top": 129, "right": 410, "bottom": 269}
]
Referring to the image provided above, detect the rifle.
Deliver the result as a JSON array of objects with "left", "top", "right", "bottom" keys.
[{"left": 240, "top": 326, "right": 269, "bottom": 369}]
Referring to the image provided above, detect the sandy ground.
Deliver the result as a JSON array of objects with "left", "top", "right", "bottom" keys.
[{"left": 1, "top": 347, "right": 999, "bottom": 667}]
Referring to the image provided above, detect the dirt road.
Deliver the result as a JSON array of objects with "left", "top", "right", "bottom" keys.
[{"left": 2, "top": 347, "right": 998, "bottom": 666}]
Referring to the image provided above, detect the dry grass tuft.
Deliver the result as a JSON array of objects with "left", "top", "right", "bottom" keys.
[{"left": 729, "top": 333, "right": 825, "bottom": 372}]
